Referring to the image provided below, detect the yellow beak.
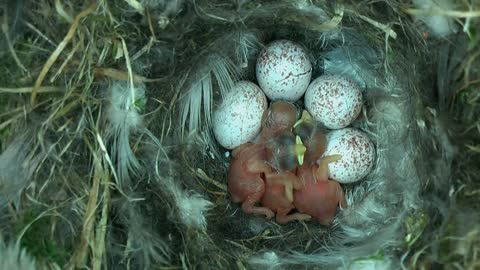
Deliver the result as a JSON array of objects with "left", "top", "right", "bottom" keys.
[
  {"left": 293, "top": 110, "right": 313, "bottom": 128},
  {"left": 294, "top": 135, "right": 306, "bottom": 165}
]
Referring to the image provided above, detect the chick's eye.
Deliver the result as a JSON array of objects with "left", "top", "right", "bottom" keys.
[
  {"left": 265, "top": 131, "right": 301, "bottom": 171},
  {"left": 275, "top": 132, "right": 296, "bottom": 146},
  {"left": 274, "top": 153, "right": 298, "bottom": 171},
  {"left": 294, "top": 123, "right": 313, "bottom": 142}
]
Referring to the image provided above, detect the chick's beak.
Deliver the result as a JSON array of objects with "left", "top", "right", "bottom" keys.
[
  {"left": 294, "top": 135, "right": 306, "bottom": 166},
  {"left": 293, "top": 110, "right": 314, "bottom": 128}
]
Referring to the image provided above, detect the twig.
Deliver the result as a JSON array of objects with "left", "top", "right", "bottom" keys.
[
  {"left": 31, "top": 2, "right": 97, "bottom": 105},
  {"left": 71, "top": 139, "right": 103, "bottom": 268},
  {"left": 196, "top": 168, "right": 227, "bottom": 191},
  {"left": 51, "top": 40, "right": 82, "bottom": 83},
  {"left": 145, "top": 8, "right": 157, "bottom": 40},
  {"left": 347, "top": 8, "right": 397, "bottom": 39},
  {"left": 119, "top": 37, "right": 136, "bottom": 107},
  {"left": 1, "top": 22, "right": 29, "bottom": 74},
  {"left": 286, "top": 5, "right": 344, "bottom": 32},
  {"left": 0, "top": 86, "right": 62, "bottom": 93},
  {"left": 55, "top": 0, "right": 74, "bottom": 23},
  {"left": 404, "top": 8, "right": 480, "bottom": 18},
  {"left": 23, "top": 21, "right": 57, "bottom": 47},
  {"left": 93, "top": 161, "right": 111, "bottom": 270},
  {"left": 94, "top": 67, "right": 162, "bottom": 82}
]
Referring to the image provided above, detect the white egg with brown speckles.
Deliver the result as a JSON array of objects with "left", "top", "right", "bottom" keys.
[
  {"left": 322, "top": 128, "right": 375, "bottom": 183},
  {"left": 213, "top": 81, "right": 267, "bottom": 149},
  {"left": 305, "top": 75, "right": 363, "bottom": 129},
  {"left": 256, "top": 40, "right": 312, "bottom": 101}
]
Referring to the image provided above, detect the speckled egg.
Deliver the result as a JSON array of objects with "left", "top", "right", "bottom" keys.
[
  {"left": 213, "top": 81, "right": 267, "bottom": 149},
  {"left": 322, "top": 128, "right": 375, "bottom": 183},
  {"left": 305, "top": 75, "right": 363, "bottom": 129},
  {"left": 256, "top": 40, "right": 312, "bottom": 101}
]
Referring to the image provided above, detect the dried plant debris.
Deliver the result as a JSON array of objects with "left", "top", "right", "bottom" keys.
[{"left": 0, "top": 0, "right": 478, "bottom": 269}]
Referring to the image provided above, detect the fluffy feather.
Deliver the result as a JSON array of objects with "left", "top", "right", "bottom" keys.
[
  {"left": 105, "top": 81, "right": 146, "bottom": 187},
  {"left": 0, "top": 237, "right": 36, "bottom": 270},
  {"left": 0, "top": 132, "right": 44, "bottom": 207},
  {"left": 180, "top": 54, "right": 237, "bottom": 135},
  {"left": 176, "top": 192, "right": 213, "bottom": 229},
  {"left": 114, "top": 196, "right": 171, "bottom": 269},
  {"left": 180, "top": 31, "right": 261, "bottom": 136},
  {"left": 412, "top": 0, "right": 457, "bottom": 37},
  {"left": 154, "top": 169, "right": 213, "bottom": 230}
]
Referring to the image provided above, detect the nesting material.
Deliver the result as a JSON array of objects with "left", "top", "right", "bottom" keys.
[
  {"left": 0, "top": 236, "right": 37, "bottom": 270},
  {"left": 0, "top": 0, "right": 476, "bottom": 269}
]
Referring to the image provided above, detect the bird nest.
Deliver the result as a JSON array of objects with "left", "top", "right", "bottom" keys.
[{"left": 0, "top": 0, "right": 479, "bottom": 269}]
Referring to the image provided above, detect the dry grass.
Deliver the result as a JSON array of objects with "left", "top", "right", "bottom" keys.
[{"left": 0, "top": 0, "right": 479, "bottom": 269}]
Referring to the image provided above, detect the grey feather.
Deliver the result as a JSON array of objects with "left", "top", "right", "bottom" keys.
[{"left": 0, "top": 132, "right": 44, "bottom": 207}]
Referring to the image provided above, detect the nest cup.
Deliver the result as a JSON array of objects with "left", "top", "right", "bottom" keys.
[
  {"left": 175, "top": 4, "right": 432, "bottom": 269},
  {"left": 1, "top": 0, "right": 469, "bottom": 269}
]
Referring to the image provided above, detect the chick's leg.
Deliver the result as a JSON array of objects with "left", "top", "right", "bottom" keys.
[
  {"left": 315, "top": 155, "right": 342, "bottom": 181},
  {"left": 265, "top": 172, "right": 295, "bottom": 202},
  {"left": 276, "top": 212, "right": 312, "bottom": 224},
  {"left": 246, "top": 159, "right": 271, "bottom": 174},
  {"left": 241, "top": 193, "right": 274, "bottom": 219}
]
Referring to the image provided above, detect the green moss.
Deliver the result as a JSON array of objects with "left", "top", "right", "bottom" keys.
[
  {"left": 405, "top": 211, "right": 428, "bottom": 248},
  {"left": 14, "top": 209, "right": 71, "bottom": 266}
]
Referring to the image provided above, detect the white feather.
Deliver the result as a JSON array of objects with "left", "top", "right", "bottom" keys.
[
  {"left": 339, "top": 258, "right": 393, "bottom": 270},
  {"left": 180, "top": 30, "right": 262, "bottom": 137},
  {"left": 106, "top": 81, "right": 146, "bottom": 186},
  {"left": 249, "top": 252, "right": 282, "bottom": 270},
  {"left": 153, "top": 149, "right": 213, "bottom": 230},
  {"left": 412, "top": 0, "right": 457, "bottom": 37},
  {"left": 180, "top": 54, "right": 237, "bottom": 134},
  {"left": 233, "top": 31, "right": 261, "bottom": 69},
  {"left": 176, "top": 192, "right": 213, "bottom": 230},
  {"left": 0, "top": 237, "right": 36, "bottom": 270}
]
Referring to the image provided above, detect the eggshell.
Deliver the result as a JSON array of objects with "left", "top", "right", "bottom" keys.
[
  {"left": 213, "top": 81, "right": 267, "bottom": 149},
  {"left": 305, "top": 75, "right": 362, "bottom": 129},
  {"left": 256, "top": 40, "right": 312, "bottom": 101},
  {"left": 322, "top": 128, "right": 375, "bottom": 183}
]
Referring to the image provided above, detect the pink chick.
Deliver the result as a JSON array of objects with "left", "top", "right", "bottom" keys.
[
  {"left": 261, "top": 170, "right": 311, "bottom": 224},
  {"left": 292, "top": 113, "right": 346, "bottom": 225},
  {"left": 228, "top": 142, "right": 274, "bottom": 219},
  {"left": 294, "top": 157, "right": 346, "bottom": 226},
  {"left": 260, "top": 100, "right": 298, "bottom": 141}
]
